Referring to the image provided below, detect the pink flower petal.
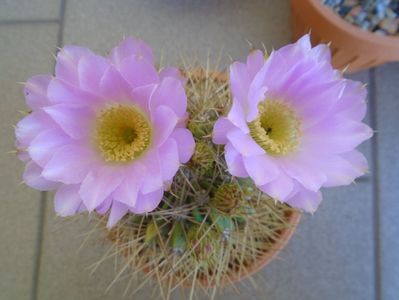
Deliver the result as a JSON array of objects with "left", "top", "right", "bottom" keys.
[
  {"left": 251, "top": 51, "right": 289, "bottom": 93},
  {"left": 96, "top": 196, "right": 113, "bottom": 214},
  {"left": 43, "top": 104, "right": 94, "bottom": 139},
  {"left": 341, "top": 150, "right": 369, "bottom": 175},
  {"left": 224, "top": 143, "right": 248, "bottom": 178},
  {"left": 15, "top": 111, "right": 55, "bottom": 147},
  {"left": 78, "top": 52, "right": 110, "bottom": 93},
  {"left": 29, "top": 129, "right": 70, "bottom": 167},
  {"left": 322, "top": 151, "right": 368, "bottom": 187},
  {"left": 283, "top": 62, "right": 335, "bottom": 101},
  {"left": 311, "top": 44, "right": 331, "bottom": 63},
  {"left": 242, "top": 154, "right": 279, "bottom": 186},
  {"left": 119, "top": 55, "right": 159, "bottom": 88},
  {"left": 296, "top": 34, "right": 312, "bottom": 50},
  {"left": 212, "top": 117, "right": 235, "bottom": 145},
  {"left": 227, "top": 99, "right": 249, "bottom": 133},
  {"left": 259, "top": 171, "right": 294, "bottom": 201},
  {"left": 107, "top": 201, "right": 129, "bottom": 228},
  {"left": 303, "top": 116, "right": 373, "bottom": 154},
  {"left": 110, "top": 37, "right": 154, "bottom": 68},
  {"left": 334, "top": 80, "right": 367, "bottom": 121},
  {"left": 79, "top": 166, "right": 125, "bottom": 211},
  {"left": 226, "top": 128, "right": 264, "bottom": 157},
  {"left": 246, "top": 85, "right": 267, "bottom": 122},
  {"left": 131, "top": 188, "right": 163, "bottom": 214},
  {"left": 230, "top": 50, "right": 267, "bottom": 122},
  {"left": 292, "top": 80, "right": 345, "bottom": 129},
  {"left": 170, "top": 128, "right": 195, "bottom": 163},
  {"left": 23, "top": 161, "right": 59, "bottom": 191},
  {"left": 229, "top": 61, "right": 250, "bottom": 106},
  {"left": 139, "top": 151, "right": 163, "bottom": 194},
  {"left": 246, "top": 50, "right": 265, "bottom": 79},
  {"left": 47, "top": 78, "right": 99, "bottom": 105},
  {"left": 130, "top": 84, "right": 156, "bottom": 115},
  {"left": 99, "top": 65, "right": 132, "bottom": 100},
  {"left": 280, "top": 153, "right": 327, "bottom": 192},
  {"left": 152, "top": 105, "right": 178, "bottom": 147},
  {"left": 42, "top": 144, "right": 98, "bottom": 184},
  {"left": 150, "top": 77, "right": 187, "bottom": 117},
  {"left": 286, "top": 186, "right": 322, "bottom": 213},
  {"left": 113, "top": 164, "right": 144, "bottom": 207},
  {"left": 264, "top": 59, "right": 324, "bottom": 102},
  {"left": 24, "top": 75, "right": 51, "bottom": 109},
  {"left": 274, "top": 35, "right": 313, "bottom": 68},
  {"left": 158, "top": 139, "right": 179, "bottom": 181},
  {"left": 159, "top": 67, "right": 186, "bottom": 86},
  {"left": 54, "top": 184, "right": 83, "bottom": 216},
  {"left": 55, "top": 46, "right": 92, "bottom": 87}
]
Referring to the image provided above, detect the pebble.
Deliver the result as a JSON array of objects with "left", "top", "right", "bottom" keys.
[{"left": 321, "top": 0, "right": 399, "bottom": 36}]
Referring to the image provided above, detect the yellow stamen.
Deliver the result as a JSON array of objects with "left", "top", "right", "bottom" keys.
[
  {"left": 248, "top": 100, "right": 301, "bottom": 156},
  {"left": 96, "top": 105, "right": 152, "bottom": 162}
]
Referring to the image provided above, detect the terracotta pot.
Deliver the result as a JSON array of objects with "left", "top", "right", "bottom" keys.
[{"left": 291, "top": 0, "right": 399, "bottom": 73}]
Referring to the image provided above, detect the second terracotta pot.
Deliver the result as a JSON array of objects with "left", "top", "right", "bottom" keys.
[{"left": 291, "top": 0, "right": 399, "bottom": 73}]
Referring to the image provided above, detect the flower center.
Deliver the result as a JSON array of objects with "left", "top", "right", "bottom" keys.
[
  {"left": 96, "top": 105, "right": 152, "bottom": 163},
  {"left": 248, "top": 100, "right": 301, "bottom": 156}
]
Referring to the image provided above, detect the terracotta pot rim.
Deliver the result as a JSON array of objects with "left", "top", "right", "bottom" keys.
[
  {"left": 305, "top": 0, "right": 399, "bottom": 45},
  {"left": 215, "top": 210, "right": 302, "bottom": 287}
]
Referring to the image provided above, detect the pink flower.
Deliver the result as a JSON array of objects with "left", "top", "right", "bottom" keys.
[
  {"left": 16, "top": 37, "right": 195, "bottom": 227},
  {"left": 213, "top": 35, "right": 373, "bottom": 212}
]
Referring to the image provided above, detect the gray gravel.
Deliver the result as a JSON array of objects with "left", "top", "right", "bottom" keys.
[{"left": 321, "top": 0, "right": 399, "bottom": 35}]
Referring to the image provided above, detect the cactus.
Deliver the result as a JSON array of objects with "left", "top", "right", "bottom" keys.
[{"left": 90, "top": 64, "right": 298, "bottom": 300}]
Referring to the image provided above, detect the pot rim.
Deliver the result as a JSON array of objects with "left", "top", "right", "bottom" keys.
[{"left": 206, "top": 210, "right": 301, "bottom": 288}]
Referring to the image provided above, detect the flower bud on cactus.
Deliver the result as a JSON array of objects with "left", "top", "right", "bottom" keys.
[
  {"left": 210, "top": 183, "right": 242, "bottom": 214},
  {"left": 190, "top": 142, "right": 214, "bottom": 171}
]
